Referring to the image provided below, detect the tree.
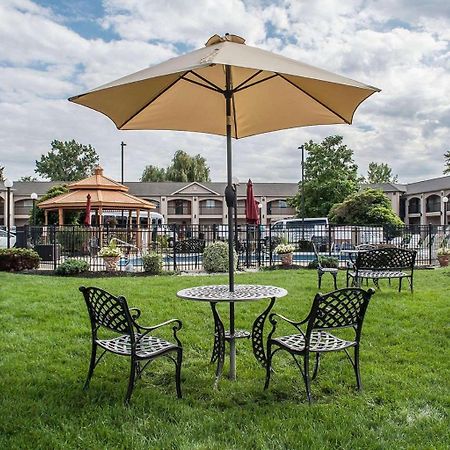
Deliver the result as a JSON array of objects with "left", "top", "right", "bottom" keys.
[
  {"left": 366, "top": 162, "right": 398, "bottom": 183},
  {"left": 0, "top": 166, "right": 4, "bottom": 181},
  {"left": 328, "top": 188, "right": 403, "bottom": 226},
  {"left": 35, "top": 140, "right": 99, "bottom": 181},
  {"left": 19, "top": 176, "right": 38, "bottom": 182},
  {"left": 34, "top": 185, "right": 80, "bottom": 225},
  {"left": 289, "top": 135, "right": 360, "bottom": 217},
  {"left": 141, "top": 165, "right": 167, "bottom": 182},
  {"left": 444, "top": 150, "right": 450, "bottom": 175},
  {"left": 140, "top": 150, "right": 211, "bottom": 182}
]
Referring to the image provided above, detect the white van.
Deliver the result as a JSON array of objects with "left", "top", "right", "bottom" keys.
[{"left": 270, "top": 217, "right": 329, "bottom": 242}]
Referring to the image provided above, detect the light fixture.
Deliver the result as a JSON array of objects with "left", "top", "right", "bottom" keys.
[
  {"left": 4, "top": 179, "right": 13, "bottom": 188},
  {"left": 31, "top": 192, "right": 38, "bottom": 200}
]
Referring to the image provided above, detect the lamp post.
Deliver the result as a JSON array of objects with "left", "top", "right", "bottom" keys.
[
  {"left": 258, "top": 202, "right": 262, "bottom": 225},
  {"left": 443, "top": 196, "right": 448, "bottom": 228},
  {"left": 121, "top": 141, "right": 127, "bottom": 184},
  {"left": 31, "top": 192, "right": 38, "bottom": 226},
  {"left": 4, "top": 179, "right": 13, "bottom": 249}
]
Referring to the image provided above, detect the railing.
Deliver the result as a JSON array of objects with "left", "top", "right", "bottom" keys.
[
  {"left": 199, "top": 207, "right": 223, "bottom": 215},
  {"left": 267, "top": 207, "right": 296, "bottom": 215},
  {"left": 14, "top": 223, "right": 449, "bottom": 273},
  {"left": 167, "top": 207, "right": 191, "bottom": 215}
]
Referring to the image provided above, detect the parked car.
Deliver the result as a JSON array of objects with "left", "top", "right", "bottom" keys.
[
  {"left": 0, "top": 229, "right": 16, "bottom": 248},
  {"left": 268, "top": 218, "right": 329, "bottom": 242}
]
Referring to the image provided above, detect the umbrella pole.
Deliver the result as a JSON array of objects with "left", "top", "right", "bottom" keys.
[
  {"left": 225, "top": 64, "right": 235, "bottom": 293},
  {"left": 225, "top": 64, "right": 237, "bottom": 380}
]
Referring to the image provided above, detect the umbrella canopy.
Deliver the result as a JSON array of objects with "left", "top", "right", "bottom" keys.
[
  {"left": 69, "top": 33, "right": 379, "bottom": 291},
  {"left": 245, "top": 179, "right": 259, "bottom": 225},
  {"left": 84, "top": 194, "right": 92, "bottom": 226},
  {"left": 70, "top": 34, "right": 379, "bottom": 137}
]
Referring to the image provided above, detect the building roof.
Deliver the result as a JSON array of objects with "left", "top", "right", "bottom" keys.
[
  {"left": 363, "top": 182, "right": 407, "bottom": 193},
  {"left": 403, "top": 175, "right": 450, "bottom": 196}
]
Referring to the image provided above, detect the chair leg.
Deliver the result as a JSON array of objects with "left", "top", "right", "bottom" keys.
[
  {"left": 354, "top": 346, "right": 362, "bottom": 391},
  {"left": 398, "top": 277, "right": 402, "bottom": 292},
  {"left": 317, "top": 271, "right": 322, "bottom": 289},
  {"left": 312, "top": 353, "right": 321, "bottom": 380},
  {"left": 175, "top": 348, "right": 183, "bottom": 399},
  {"left": 264, "top": 342, "right": 273, "bottom": 390},
  {"left": 125, "top": 359, "right": 137, "bottom": 405},
  {"left": 332, "top": 272, "right": 338, "bottom": 290},
  {"left": 303, "top": 354, "right": 312, "bottom": 404},
  {"left": 84, "top": 342, "right": 97, "bottom": 391}
]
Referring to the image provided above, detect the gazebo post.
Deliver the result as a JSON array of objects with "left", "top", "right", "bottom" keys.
[
  {"left": 58, "top": 208, "right": 64, "bottom": 226},
  {"left": 44, "top": 210, "right": 48, "bottom": 226}
]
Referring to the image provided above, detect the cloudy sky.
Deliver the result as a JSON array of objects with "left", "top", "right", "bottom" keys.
[{"left": 1, "top": 0, "right": 449, "bottom": 184}]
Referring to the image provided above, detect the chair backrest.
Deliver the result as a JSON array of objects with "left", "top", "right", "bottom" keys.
[
  {"left": 79, "top": 286, "right": 133, "bottom": 335},
  {"left": 355, "top": 244, "right": 376, "bottom": 251},
  {"left": 306, "top": 288, "right": 374, "bottom": 336},
  {"left": 355, "top": 247, "right": 416, "bottom": 271}
]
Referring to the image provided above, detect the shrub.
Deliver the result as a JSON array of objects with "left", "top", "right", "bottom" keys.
[
  {"left": 203, "top": 241, "right": 237, "bottom": 273},
  {"left": 142, "top": 252, "right": 163, "bottom": 274},
  {"left": 55, "top": 259, "right": 89, "bottom": 275},
  {"left": 307, "top": 256, "right": 339, "bottom": 269},
  {"left": 0, "top": 248, "right": 40, "bottom": 271}
]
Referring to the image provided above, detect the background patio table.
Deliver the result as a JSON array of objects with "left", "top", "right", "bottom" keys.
[{"left": 177, "top": 284, "right": 287, "bottom": 385}]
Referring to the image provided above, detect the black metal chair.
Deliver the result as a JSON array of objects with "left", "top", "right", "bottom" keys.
[
  {"left": 79, "top": 286, "right": 183, "bottom": 404},
  {"left": 312, "top": 241, "right": 338, "bottom": 289},
  {"left": 265, "top": 287, "right": 375, "bottom": 403}
]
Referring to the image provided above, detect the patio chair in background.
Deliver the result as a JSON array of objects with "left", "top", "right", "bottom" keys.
[
  {"left": 79, "top": 286, "right": 183, "bottom": 404},
  {"left": 312, "top": 242, "right": 338, "bottom": 289},
  {"left": 264, "top": 287, "right": 375, "bottom": 403}
]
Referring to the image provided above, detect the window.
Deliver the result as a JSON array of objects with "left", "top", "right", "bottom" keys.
[{"left": 205, "top": 200, "right": 216, "bottom": 208}]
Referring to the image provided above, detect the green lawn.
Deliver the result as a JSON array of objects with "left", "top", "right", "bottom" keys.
[{"left": 0, "top": 269, "right": 449, "bottom": 449}]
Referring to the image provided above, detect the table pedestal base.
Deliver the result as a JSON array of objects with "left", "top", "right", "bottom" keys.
[{"left": 209, "top": 297, "right": 276, "bottom": 385}]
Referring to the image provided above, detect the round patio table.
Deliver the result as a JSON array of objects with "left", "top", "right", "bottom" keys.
[{"left": 177, "top": 284, "right": 287, "bottom": 385}]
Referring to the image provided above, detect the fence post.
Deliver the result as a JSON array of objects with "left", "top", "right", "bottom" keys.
[
  {"left": 173, "top": 224, "right": 177, "bottom": 271},
  {"left": 428, "top": 223, "right": 432, "bottom": 265},
  {"left": 269, "top": 223, "right": 273, "bottom": 267},
  {"left": 52, "top": 225, "right": 57, "bottom": 270},
  {"left": 328, "top": 224, "right": 332, "bottom": 256},
  {"left": 257, "top": 224, "right": 262, "bottom": 267}
]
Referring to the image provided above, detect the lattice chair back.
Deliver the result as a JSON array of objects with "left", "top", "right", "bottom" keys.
[
  {"left": 79, "top": 286, "right": 134, "bottom": 335},
  {"left": 306, "top": 288, "right": 374, "bottom": 337},
  {"left": 356, "top": 247, "right": 416, "bottom": 271}
]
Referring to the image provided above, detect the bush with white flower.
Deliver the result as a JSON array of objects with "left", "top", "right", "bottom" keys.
[
  {"left": 275, "top": 243, "right": 295, "bottom": 255},
  {"left": 437, "top": 247, "right": 450, "bottom": 256}
]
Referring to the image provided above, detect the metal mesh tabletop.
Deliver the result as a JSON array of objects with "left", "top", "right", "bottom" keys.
[{"left": 177, "top": 284, "right": 288, "bottom": 302}]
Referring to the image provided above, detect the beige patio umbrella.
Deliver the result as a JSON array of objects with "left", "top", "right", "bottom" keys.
[{"left": 69, "top": 33, "right": 380, "bottom": 291}]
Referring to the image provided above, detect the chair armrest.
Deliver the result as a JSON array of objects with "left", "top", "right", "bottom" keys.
[
  {"left": 134, "top": 319, "right": 183, "bottom": 347},
  {"left": 129, "top": 307, "right": 141, "bottom": 321},
  {"left": 267, "top": 313, "right": 308, "bottom": 343}
]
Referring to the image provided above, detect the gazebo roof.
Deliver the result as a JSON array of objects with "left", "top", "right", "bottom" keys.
[{"left": 38, "top": 167, "right": 155, "bottom": 211}]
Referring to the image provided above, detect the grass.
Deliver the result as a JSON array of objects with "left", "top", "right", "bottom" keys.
[{"left": 0, "top": 269, "right": 449, "bottom": 449}]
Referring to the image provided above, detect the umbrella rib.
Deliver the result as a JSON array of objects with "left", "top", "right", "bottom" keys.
[
  {"left": 187, "top": 70, "right": 224, "bottom": 93},
  {"left": 233, "top": 74, "right": 278, "bottom": 93},
  {"left": 231, "top": 93, "right": 238, "bottom": 138},
  {"left": 277, "top": 73, "right": 351, "bottom": 124},
  {"left": 234, "top": 70, "right": 263, "bottom": 90},
  {"left": 181, "top": 76, "right": 223, "bottom": 94},
  {"left": 118, "top": 72, "right": 188, "bottom": 129}
]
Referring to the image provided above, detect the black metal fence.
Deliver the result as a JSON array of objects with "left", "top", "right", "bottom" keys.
[{"left": 13, "top": 223, "right": 450, "bottom": 272}]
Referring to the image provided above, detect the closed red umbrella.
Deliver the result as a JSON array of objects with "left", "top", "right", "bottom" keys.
[
  {"left": 245, "top": 179, "right": 259, "bottom": 225},
  {"left": 84, "top": 194, "right": 92, "bottom": 226}
]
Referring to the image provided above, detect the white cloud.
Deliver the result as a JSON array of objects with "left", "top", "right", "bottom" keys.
[{"left": 0, "top": 0, "right": 449, "bottom": 185}]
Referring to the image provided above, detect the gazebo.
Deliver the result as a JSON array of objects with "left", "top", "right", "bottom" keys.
[{"left": 38, "top": 167, "right": 155, "bottom": 228}]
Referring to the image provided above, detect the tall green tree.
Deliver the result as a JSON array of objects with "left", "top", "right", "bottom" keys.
[
  {"left": 329, "top": 188, "right": 403, "bottom": 226},
  {"left": 289, "top": 135, "right": 360, "bottom": 217},
  {"left": 19, "top": 176, "right": 38, "bottom": 182},
  {"left": 35, "top": 140, "right": 99, "bottom": 181},
  {"left": 140, "top": 150, "right": 211, "bottom": 182},
  {"left": 366, "top": 162, "right": 398, "bottom": 183},
  {"left": 0, "top": 166, "right": 4, "bottom": 182},
  {"left": 141, "top": 165, "right": 167, "bottom": 182},
  {"left": 444, "top": 150, "right": 450, "bottom": 175}
]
